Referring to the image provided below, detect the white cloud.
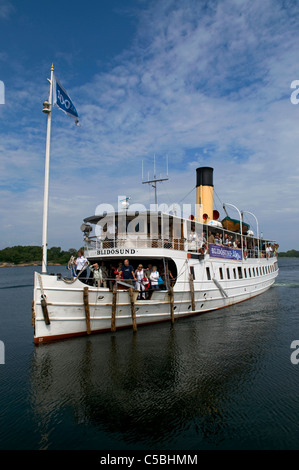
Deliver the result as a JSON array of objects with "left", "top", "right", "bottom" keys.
[
  {"left": 1, "top": 0, "right": 299, "bottom": 251},
  {"left": 0, "top": 0, "right": 14, "bottom": 19}
]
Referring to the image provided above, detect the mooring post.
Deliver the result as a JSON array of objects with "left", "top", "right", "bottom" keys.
[
  {"left": 111, "top": 283, "right": 117, "bottom": 332},
  {"left": 129, "top": 287, "right": 137, "bottom": 332},
  {"left": 83, "top": 286, "right": 91, "bottom": 335}
]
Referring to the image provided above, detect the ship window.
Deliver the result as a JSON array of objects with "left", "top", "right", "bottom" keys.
[
  {"left": 190, "top": 266, "right": 195, "bottom": 280},
  {"left": 238, "top": 267, "right": 243, "bottom": 279},
  {"left": 226, "top": 268, "right": 230, "bottom": 279},
  {"left": 256, "top": 268, "right": 259, "bottom": 276},
  {"left": 259, "top": 267, "right": 262, "bottom": 275},
  {"left": 248, "top": 268, "right": 251, "bottom": 277},
  {"left": 206, "top": 267, "right": 211, "bottom": 280},
  {"left": 219, "top": 267, "right": 223, "bottom": 280},
  {"left": 233, "top": 268, "right": 237, "bottom": 279},
  {"left": 252, "top": 268, "right": 255, "bottom": 277},
  {"left": 244, "top": 269, "right": 247, "bottom": 278}
]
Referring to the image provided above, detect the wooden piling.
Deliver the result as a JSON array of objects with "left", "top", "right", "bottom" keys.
[
  {"left": 83, "top": 286, "right": 91, "bottom": 335},
  {"left": 41, "top": 296, "right": 50, "bottom": 325},
  {"left": 32, "top": 300, "right": 35, "bottom": 326},
  {"left": 168, "top": 287, "right": 175, "bottom": 324},
  {"left": 38, "top": 274, "right": 50, "bottom": 325},
  {"left": 111, "top": 283, "right": 117, "bottom": 332},
  {"left": 189, "top": 273, "right": 195, "bottom": 311},
  {"left": 129, "top": 287, "right": 137, "bottom": 332}
]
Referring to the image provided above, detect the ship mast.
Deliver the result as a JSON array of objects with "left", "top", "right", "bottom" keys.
[{"left": 142, "top": 155, "right": 169, "bottom": 210}]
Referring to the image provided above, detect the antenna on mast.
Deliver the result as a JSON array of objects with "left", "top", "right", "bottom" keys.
[{"left": 142, "top": 155, "right": 169, "bottom": 209}]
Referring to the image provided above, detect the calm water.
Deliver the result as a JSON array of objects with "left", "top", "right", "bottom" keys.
[{"left": 0, "top": 259, "right": 299, "bottom": 450}]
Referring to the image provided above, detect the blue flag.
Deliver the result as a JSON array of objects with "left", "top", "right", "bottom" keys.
[{"left": 53, "top": 75, "right": 79, "bottom": 125}]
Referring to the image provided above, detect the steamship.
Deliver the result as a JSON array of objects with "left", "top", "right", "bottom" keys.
[{"left": 32, "top": 167, "right": 279, "bottom": 344}]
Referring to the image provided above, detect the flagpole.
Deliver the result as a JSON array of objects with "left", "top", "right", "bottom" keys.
[{"left": 42, "top": 64, "right": 54, "bottom": 274}]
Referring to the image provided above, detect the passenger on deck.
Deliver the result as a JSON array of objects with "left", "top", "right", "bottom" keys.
[
  {"left": 75, "top": 250, "right": 88, "bottom": 279},
  {"left": 135, "top": 264, "right": 147, "bottom": 299},
  {"left": 120, "top": 259, "right": 137, "bottom": 286},
  {"left": 223, "top": 233, "right": 229, "bottom": 246},
  {"left": 214, "top": 233, "right": 221, "bottom": 245},
  {"left": 266, "top": 244, "right": 273, "bottom": 258},
  {"left": 100, "top": 261, "right": 108, "bottom": 287},
  {"left": 114, "top": 262, "right": 123, "bottom": 280},
  {"left": 90, "top": 263, "right": 103, "bottom": 287},
  {"left": 208, "top": 231, "right": 215, "bottom": 245},
  {"left": 254, "top": 244, "right": 258, "bottom": 257},
  {"left": 188, "top": 227, "right": 198, "bottom": 251},
  {"left": 150, "top": 266, "right": 160, "bottom": 290},
  {"left": 161, "top": 265, "right": 175, "bottom": 287},
  {"left": 199, "top": 232, "right": 207, "bottom": 254},
  {"left": 145, "top": 264, "right": 152, "bottom": 279}
]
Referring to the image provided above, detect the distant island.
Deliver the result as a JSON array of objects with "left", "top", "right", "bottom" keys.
[
  {"left": 277, "top": 249, "right": 299, "bottom": 258},
  {"left": 0, "top": 245, "right": 298, "bottom": 267},
  {"left": 0, "top": 245, "right": 78, "bottom": 267}
]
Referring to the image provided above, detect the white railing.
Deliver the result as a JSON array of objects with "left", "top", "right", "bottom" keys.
[
  {"left": 85, "top": 236, "right": 186, "bottom": 253},
  {"left": 84, "top": 236, "right": 277, "bottom": 259}
]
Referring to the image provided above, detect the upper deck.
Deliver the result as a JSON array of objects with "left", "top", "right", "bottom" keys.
[{"left": 83, "top": 210, "right": 278, "bottom": 261}]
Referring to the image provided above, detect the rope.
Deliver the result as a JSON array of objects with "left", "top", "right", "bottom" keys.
[
  {"left": 37, "top": 273, "right": 46, "bottom": 299},
  {"left": 177, "top": 185, "right": 196, "bottom": 205},
  {"left": 63, "top": 257, "right": 89, "bottom": 284}
]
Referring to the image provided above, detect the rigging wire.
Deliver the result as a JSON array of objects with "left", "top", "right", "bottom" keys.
[
  {"left": 213, "top": 188, "right": 224, "bottom": 210},
  {"left": 178, "top": 186, "right": 196, "bottom": 205}
]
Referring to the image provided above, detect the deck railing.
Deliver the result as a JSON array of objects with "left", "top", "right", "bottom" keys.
[
  {"left": 84, "top": 237, "right": 277, "bottom": 259},
  {"left": 85, "top": 236, "right": 186, "bottom": 252}
]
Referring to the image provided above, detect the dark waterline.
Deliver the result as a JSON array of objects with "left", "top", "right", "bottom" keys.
[{"left": 0, "top": 260, "right": 299, "bottom": 450}]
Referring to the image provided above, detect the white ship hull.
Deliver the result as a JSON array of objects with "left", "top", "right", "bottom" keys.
[{"left": 33, "top": 251, "right": 278, "bottom": 344}]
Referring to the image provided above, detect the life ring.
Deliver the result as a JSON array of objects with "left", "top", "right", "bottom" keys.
[{"left": 200, "top": 244, "right": 207, "bottom": 255}]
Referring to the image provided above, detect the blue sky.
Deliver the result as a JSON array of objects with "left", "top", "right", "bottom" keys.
[{"left": 0, "top": 0, "right": 299, "bottom": 251}]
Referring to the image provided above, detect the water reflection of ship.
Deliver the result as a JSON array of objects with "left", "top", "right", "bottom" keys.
[{"left": 30, "top": 292, "right": 277, "bottom": 448}]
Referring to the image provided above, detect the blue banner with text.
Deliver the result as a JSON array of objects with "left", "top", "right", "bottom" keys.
[{"left": 209, "top": 244, "right": 242, "bottom": 260}]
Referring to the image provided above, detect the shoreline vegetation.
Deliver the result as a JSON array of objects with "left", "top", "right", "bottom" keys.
[
  {"left": 0, "top": 246, "right": 77, "bottom": 268},
  {"left": 0, "top": 245, "right": 298, "bottom": 268},
  {"left": 278, "top": 250, "right": 299, "bottom": 258}
]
